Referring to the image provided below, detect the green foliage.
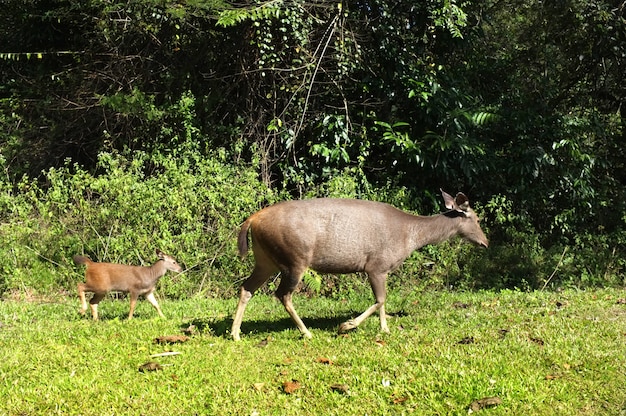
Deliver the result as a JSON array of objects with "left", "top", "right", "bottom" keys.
[
  {"left": 99, "top": 88, "right": 165, "bottom": 122},
  {"left": 449, "top": 194, "right": 625, "bottom": 291},
  {"left": 216, "top": 0, "right": 286, "bottom": 27},
  {"left": 301, "top": 269, "right": 323, "bottom": 294},
  {"left": 431, "top": 0, "right": 469, "bottom": 38}
]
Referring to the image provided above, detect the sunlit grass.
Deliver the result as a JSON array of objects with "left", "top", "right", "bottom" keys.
[{"left": 1, "top": 288, "right": 625, "bottom": 415}]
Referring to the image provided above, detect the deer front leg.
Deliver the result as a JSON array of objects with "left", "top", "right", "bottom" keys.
[
  {"left": 338, "top": 272, "right": 389, "bottom": 333},
  {"left": 338, "top": 302, "right": 386, "bottom": 333},
  {"left": 145, "top": 291, "right": 165, "bottom": 318},
  {"left": 128, "top": 292, "right": 139, "bottom": 319},
  {"left": 77, "top": 283, "right": 88, "bottom": 316}
]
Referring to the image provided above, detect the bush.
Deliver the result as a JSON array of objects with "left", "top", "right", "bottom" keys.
[{"left": 449, "top": 194, "right": 626, "bottom": 291}]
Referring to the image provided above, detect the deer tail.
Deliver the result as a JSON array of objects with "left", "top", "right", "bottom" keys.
[
  {"left": 72, "top": 255, "right": 92, "bottom": 266},
  {"left": 237, "top": 219, "right": 252, "bottom": 259}
]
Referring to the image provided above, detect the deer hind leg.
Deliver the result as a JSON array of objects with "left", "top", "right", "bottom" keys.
[
  {"left": 275, "top": 268, "right": 312, "bottom": 339},
  {"left": 231, "top": 261, "right": 277, "bottom": 341},
  {"left": 88, "top": 292, "right": 105, "bottom": 321},
  {"left": 338, "top": 273, "right": 388, "bottom": 334},
  {"left": 145, "top": 291, "right": 165, "bottom": 318}
]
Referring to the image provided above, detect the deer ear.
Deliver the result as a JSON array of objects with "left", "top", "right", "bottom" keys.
[
  {"left": 441, "top": 189, "right": 455, "bottom": 210},
  {"left": 156, "top": 249, "right": 164, "bottom": 258},
  {"left": 455, "top": 193, "right": 470, "bottom": 212}
]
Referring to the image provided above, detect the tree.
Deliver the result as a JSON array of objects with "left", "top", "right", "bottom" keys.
[
  {"left": 0, "top": 0, "right": 226, "bottom": 177},
  {"left": 447, "top": 0, "right": 626, "bottom": 235}
]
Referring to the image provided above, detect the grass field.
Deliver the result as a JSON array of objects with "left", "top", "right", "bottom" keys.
[{"left": 1, "top": 287, "right": 625, "bottom": 415}]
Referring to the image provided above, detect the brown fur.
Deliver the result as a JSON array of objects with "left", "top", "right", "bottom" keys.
[
  {"left": 231, "top": 190, "right": 488, "bottom": 340},
  {"left": 74, "top": 249, "right": 182, "bottom": 320}
]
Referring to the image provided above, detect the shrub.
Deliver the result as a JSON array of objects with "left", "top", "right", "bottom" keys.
[{"left": 450, "top": 194, "right": 625, "bottom": 291}]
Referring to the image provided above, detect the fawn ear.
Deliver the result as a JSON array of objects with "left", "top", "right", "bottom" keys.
[{"left": 156, "top": 249, "right": 164, "bottom": 259}]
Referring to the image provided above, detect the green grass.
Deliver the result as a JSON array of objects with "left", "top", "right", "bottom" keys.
[{"left": 1, "top": 288, "right": 625, "bottom": 415}]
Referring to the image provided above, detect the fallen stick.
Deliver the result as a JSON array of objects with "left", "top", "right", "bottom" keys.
[{"left": 150, "top": 351, "right": 182, "bottom": 358}]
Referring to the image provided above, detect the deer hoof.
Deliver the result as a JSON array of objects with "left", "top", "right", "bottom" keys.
[{"left": 337, "top": 320, "right": 358, "bottom": 334}]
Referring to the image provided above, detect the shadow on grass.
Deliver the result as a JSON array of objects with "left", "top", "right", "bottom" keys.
[{"left": 182, "top": 312, "right": 363, "bottom": 339}]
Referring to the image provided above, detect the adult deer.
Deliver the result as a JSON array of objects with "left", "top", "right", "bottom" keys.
[
  {"left": 74, "top": 249, "right": 182, "bottom": 320},
  {"left": 231, "top": 190, "right": 488, "bottom": 341}
]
